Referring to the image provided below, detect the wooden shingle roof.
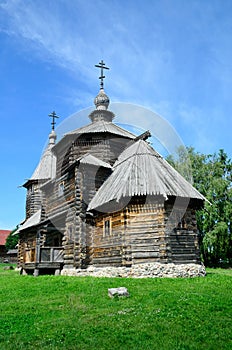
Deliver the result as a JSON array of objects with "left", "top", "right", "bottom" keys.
[
  {"left": 88, "top": 140, "right": 206, "bottom": 211},
  {"left": 65, "top": 120, "right": 135, "bottom": 139},
  {"left": 78, "top": 153, "right": 112, "bottom": 169},
  {"left": 29, "top": 149, "right": 56, "bottom": 181},
  {"left": 16, "top": 210, "right": 41, "bottom": 233},
  {"left": 23, "top": 131, "right": 56, "bottom": 187}
]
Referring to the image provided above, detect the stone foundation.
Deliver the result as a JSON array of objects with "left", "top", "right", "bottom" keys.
[{"left": 61, "top": 263, "right": 206, "bottom": 278}]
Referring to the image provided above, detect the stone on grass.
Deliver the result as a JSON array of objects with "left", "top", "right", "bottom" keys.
[
  {"left": 3, "top": 266, "right": 14, "bottom": 270},
  {"left": 108, "top": 287, "right": 129, "bottom": 298}
]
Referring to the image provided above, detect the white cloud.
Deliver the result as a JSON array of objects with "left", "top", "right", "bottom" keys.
[
  {"left": 0, "top": 0, "right": 231, "bottom": 157},
  {"left": 0, "top": 0, "right": 173, "bottom": 98}
]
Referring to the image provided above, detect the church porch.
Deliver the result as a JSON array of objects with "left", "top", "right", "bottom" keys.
[{"left": 19, "top": 225, "right": 64, "bottom": 275}]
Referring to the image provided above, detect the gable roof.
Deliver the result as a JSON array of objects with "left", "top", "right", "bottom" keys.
[
  {"left": 0, "top": 230, "right": 11, "bottom": 245},
  {"left": 65, "top": 153, "right": 113, "bottom": 174},
  {"left": 16, "top": 210, "right": 41, "bottom": 233},
  {"left": 66, "top": 120, "right": 135, "bottom": 139},
  {"left": 52, "top": 120, "right": 136, "bottom": 156},
  {"left": 23, "top": 132, "right": 57, "bottom": 187},
  {"left": 29, "top": 149, "right": 56, "bottom": 181},
  {"left": 88, "top": 140, "right": 206, "bottom": 211},
  {"left": 78, "top": 153, "right": 112, "bottom": 169}
]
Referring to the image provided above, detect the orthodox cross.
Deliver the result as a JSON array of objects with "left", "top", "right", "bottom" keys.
[
  {"left": 95, "top": 60, "right": 109, "bottom": 89},
  {"left": 49, "top": 111, "right": 59, "bottom": 130}
]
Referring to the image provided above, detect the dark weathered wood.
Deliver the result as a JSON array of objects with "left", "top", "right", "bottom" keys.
[{"left": 18, "top": 101, "right": 203, "bottom": 274}]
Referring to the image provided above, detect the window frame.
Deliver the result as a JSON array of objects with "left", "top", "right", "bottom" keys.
[
  {"left": 103, "top": 217, "right": 112, "bottom": 237},
  {"left": 58, "top": 181, "right": 65, "bottom": 197}
]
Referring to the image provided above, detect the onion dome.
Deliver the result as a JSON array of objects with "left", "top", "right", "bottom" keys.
[
  {"left": 89, "top": 87, "right": 115, "bottom": 123},
  {"left": 48, "top": 129, "right": 57, "bottom": 146},
  {"left": 94, "top": 88, "right": 110, "bottom": 110}
]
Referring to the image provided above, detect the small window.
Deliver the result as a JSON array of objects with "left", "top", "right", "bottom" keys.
[
  {"left": 30, "top": 184, "right": 38, "bottom": 194},
  {"left": 58, "top": 182, "right": 64, "bottom": 197},
  {"left": 177, "top": 218, "right": 187, "bottom": 229},
  {"left": 103, "top": 218, "right": 111, "bottom": 237}
]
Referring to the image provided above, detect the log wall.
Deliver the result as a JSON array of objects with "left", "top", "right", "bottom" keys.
[
  {"left": 55, "top": 134, "right": 130, "bottom": 176},
  {"left": 92, "top": 202, "right": 166, "bottom": 267},
  {"left": 25, "top": 182, "right": 42, "bottom": 219},
  {"left": 45, "top": 132, "right": 132, "bottom": 269},
  {"left": 93, "top": 211, "right": 125, "bottom": 266},
  {"left": 165, "top": 204, "right": 200, "bottom": 264},
  {"left": 91, "top": 200, "right": 201, "bottom": 267},
  {"left": 43, "top": 170, "right": 76, "bottom": 220},
  {"left": 126, "top": 203, "right": 166, "bottom": 265}
]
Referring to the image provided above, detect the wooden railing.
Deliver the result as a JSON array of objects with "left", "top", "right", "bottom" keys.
[{"left": 40, "top": 247, "right": 63, "bottom": 263}]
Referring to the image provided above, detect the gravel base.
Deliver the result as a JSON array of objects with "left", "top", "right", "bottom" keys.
[{"left": 61, "top": 263, "right": 206, "bottom": 278}]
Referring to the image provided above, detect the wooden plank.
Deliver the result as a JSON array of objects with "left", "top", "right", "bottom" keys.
[{"left": 132, "top": 252, "right": 159, "bottom": 258}]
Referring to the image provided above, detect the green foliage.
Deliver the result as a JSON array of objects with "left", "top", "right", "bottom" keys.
[
  {"left": 166, "top": 145, "right": 193, "bottom": 183},
  {"left": 0, "top": 268, "right": 232, "bottom": 350},
  {"left": 167, "top": 147, "right": 232, "bottom": 266},
  {"left": 5, "top": 227, "right": 19, "bottom": 251}
]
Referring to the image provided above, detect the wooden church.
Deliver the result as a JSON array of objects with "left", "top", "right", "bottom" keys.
[{"left": 17, "top": 61, "right": 206, "bottom": 275}]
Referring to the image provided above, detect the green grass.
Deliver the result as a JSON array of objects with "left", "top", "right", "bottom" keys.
[{"left": 0, "top": 265, "right": 232, "bottom": 350}]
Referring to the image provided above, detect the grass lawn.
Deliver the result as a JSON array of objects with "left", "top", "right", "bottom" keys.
[{"left": 0, "top": 265, "right": 231, "bottom": 350}]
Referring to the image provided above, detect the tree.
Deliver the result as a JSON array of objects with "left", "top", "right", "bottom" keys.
[
  {"left": 167, "top": 148, "right": 232, "bottom": 266},
  {"left": 5, "top": 227, "right": 19, "bottom": 250}
]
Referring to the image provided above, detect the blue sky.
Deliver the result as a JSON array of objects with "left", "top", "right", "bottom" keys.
[{"left": 0, "top": 0, "right": 231, "bottom": 229}]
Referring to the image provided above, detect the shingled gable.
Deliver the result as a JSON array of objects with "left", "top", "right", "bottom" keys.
[
  {"left": 77, "top": 153, "right": 112, "bottom": 168},
  {"left": 16, "top": 209, "right": 41, "bottom": 233},
  {"left": 23, "top": 130, "right": 57, "bottom": 188},
  {"left": 64, "top": 153, "right": 113, "bottom": 173},
  {"left": 66, "top": 120, "right": 135, "bottom": 139},
  {"left": 52, "top": 120, "right": 136, "bottom": 155},
  {"left": 88, "top": 139, "right": 206, "bottom": 212}
]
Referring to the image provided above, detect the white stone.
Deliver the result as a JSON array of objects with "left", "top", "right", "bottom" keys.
[
  {"left": 108, "top": 287, "right": 129, "bottom": 298},
  {"left": 61, "top": 263, "right": 206, "bottom": 278}
]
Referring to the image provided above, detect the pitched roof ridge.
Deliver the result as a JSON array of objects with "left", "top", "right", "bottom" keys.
[
  {"left": 30, "top": 150, "right": 56, "bottom": 180},
  {"left": 88, "top": 139, "right": 206, "bottom": 211},
  {"left": 114, "top": 139, "right": 161, "bottom": 168},
  {"left": 78, "top": 152, "right": 112, "bottom": 169},
  {"left": 78, "top": 152, "right": 95, "bottom": 160},
  {"left": 65, "top": 119, "right": 108, "bottom": 135},
  {"left": 16, "top": 209, "right": 41, "bottom": 233},
  {"left": 64, "top": 119, "right": 136, "bottom": 139}
]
